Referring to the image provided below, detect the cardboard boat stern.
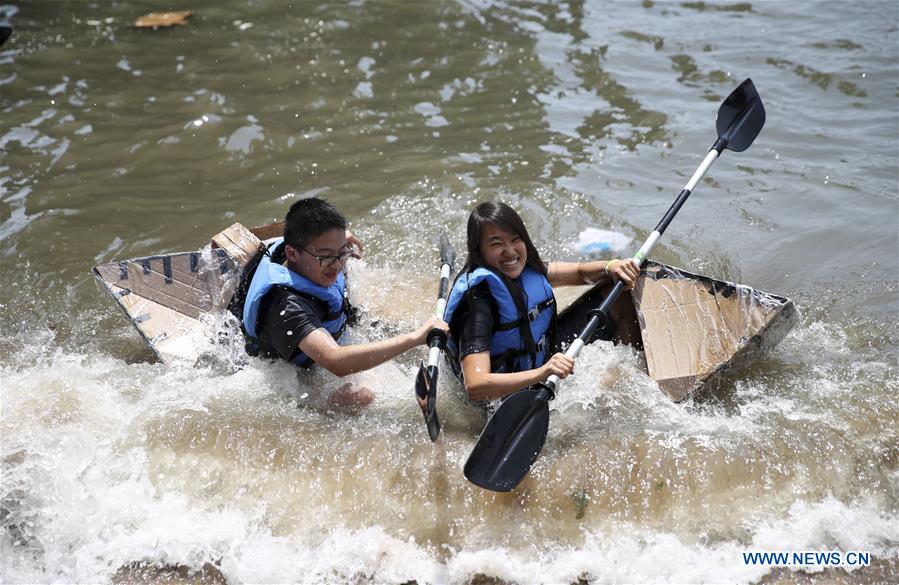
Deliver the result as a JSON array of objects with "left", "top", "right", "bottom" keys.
[{"left": 632, "top": 262, "right": 798, "bottom": 401}]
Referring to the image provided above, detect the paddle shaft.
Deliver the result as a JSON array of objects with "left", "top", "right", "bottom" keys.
[
  {"left": 426, "top": 262, "right": 452, "bottom": 365},
  {"left": 416, "top": 235, "right": 455, "bottom": 441},
  {"left": 541, "top": 146, "right": 724, "bottom": 392}
]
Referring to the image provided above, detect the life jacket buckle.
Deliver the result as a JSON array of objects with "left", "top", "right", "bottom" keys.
[{"left": 527, "top": 306, "right": 540, "bottom": 322}]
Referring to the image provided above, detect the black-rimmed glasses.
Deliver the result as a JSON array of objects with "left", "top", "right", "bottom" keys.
[{"left": 301, "top": 245, "right": 353, "bottom": 268}]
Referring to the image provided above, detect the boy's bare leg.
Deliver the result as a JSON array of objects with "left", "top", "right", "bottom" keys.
[
  {"left": 327, "top": 382, "right": 375, "bottom": 412},
  {"left": 296, "top": 368, "right": 375, "bottom": 414}
]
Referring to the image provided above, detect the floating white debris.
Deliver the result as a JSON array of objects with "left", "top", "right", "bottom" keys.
[{"left": 569, "top": 227, "right": 632, "bottom": 255}]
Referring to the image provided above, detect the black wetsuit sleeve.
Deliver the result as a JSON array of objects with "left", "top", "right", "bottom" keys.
[
  {"left": 256, "top": 286, "right": 326, "bottom": 361},
  {"left": 457, "top": 282, "right": 497, "bottom": 359}
]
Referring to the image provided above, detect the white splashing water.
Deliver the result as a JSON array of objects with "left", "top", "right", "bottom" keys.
[{"left": 2, "top": 311, "right": 897, "bottom": 583}]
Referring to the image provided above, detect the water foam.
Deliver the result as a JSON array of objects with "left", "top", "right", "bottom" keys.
[{"left": 2, "top": 307, "right": 896, "bottom": 585}]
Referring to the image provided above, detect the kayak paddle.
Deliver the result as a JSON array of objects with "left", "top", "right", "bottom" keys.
[
  {"left": 414, "top": 232, "right": 456, "bottom": 441},
  {"left": 463, "top": 78, "right": 767, "bottom": 491}
]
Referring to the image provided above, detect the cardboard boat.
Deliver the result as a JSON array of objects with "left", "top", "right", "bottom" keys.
[
  {"left": 554, "top": 262, "right": 798, "bottom": 401},
  {"left": 93, "top": 222, "right": 798, "bottom": 402}
]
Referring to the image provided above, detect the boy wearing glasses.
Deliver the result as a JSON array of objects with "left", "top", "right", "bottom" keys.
[{"left": 239, "top": 197, "right": 448, "bottom": 411}]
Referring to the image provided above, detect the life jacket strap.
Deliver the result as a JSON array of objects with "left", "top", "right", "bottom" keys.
[
  {"left": 527, "top": 297, "right": 555, "bottom": 322},
  {"left": 490, "top": 334, "right": 548, "bottom": 369},
  {"left": 495, "top": 297, "right": 555, "bottom": 331}
]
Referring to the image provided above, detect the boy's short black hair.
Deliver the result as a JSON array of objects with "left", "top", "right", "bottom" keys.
[{"left": 283, "top": 197, "right": 347, "bottom": 248}]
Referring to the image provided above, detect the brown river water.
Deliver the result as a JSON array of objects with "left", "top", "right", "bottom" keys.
[{"left": 1, "top": 1, "right": 897, "bottom": 583}]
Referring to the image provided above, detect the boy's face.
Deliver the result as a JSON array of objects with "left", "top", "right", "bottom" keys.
[{"left": 284, "top": 227, "right": 350, "bottom": 287}]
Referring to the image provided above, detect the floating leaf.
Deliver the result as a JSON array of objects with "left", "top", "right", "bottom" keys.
[{"left": 133, "top": 11, "right": 193, "bottom": 29}]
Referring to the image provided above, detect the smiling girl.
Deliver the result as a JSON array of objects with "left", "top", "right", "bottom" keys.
[{"left": 444, "top": 201, "right": 639, "bottom": 409}]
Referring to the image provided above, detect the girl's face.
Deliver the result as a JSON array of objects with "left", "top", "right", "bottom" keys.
[{"left": 479, "top": 223, "right": 527, "bottom": 279}]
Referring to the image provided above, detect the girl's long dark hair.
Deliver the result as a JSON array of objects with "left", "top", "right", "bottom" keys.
[{"left": 462, "top": 201, "right": 547, "bottom": 275}]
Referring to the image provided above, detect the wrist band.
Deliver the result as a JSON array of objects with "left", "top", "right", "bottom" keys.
[{"left": 604, "top": 259, "right": 619, "bottom": 275}]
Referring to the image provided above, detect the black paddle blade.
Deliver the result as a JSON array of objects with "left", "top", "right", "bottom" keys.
[
  {"left": 0, "top": 22, "right": 11, "bottom": 47},
  {"left": 439, "top": 232, "right": 456, "bottom": 269},
  {"left": 415, "top": 363, "right": 441, "bottom": 441},
  {"left": 716, "top": 78, "right": 766, "bottom": 153},
  {"left": 463, "top": 388, "right": 550, "bottom": 492}
]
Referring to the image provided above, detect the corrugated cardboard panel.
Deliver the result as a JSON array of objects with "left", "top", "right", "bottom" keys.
[
  {"left": 109, "top": 283, "right": 207, "bottom": 363},
  {"left": 249, "top": 220, "right": 284, "bottom": 241},
  {"left": 94, "top": 247, "right": 241, "bottom": 364},
  {"left": 211, "top": 222, "right": 263, "bottom": 267},
  {"left": 92, "top": 252, "right": 237, "bottom": 319},
  {"left": 633, "top": 263, "right": 795, "bottom": 401}
]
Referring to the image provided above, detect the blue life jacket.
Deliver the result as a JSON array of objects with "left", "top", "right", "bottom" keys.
[
  {"left": 444, "top": 265, "right": 555, "bottom": 373},
  {"left": 242, "top": 238, "right": 348, "bottom": 367}
]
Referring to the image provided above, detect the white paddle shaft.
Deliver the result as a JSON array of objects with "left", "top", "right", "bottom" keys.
[{"left": 426, "top": 262, "right": 452, "bottom": 368}]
